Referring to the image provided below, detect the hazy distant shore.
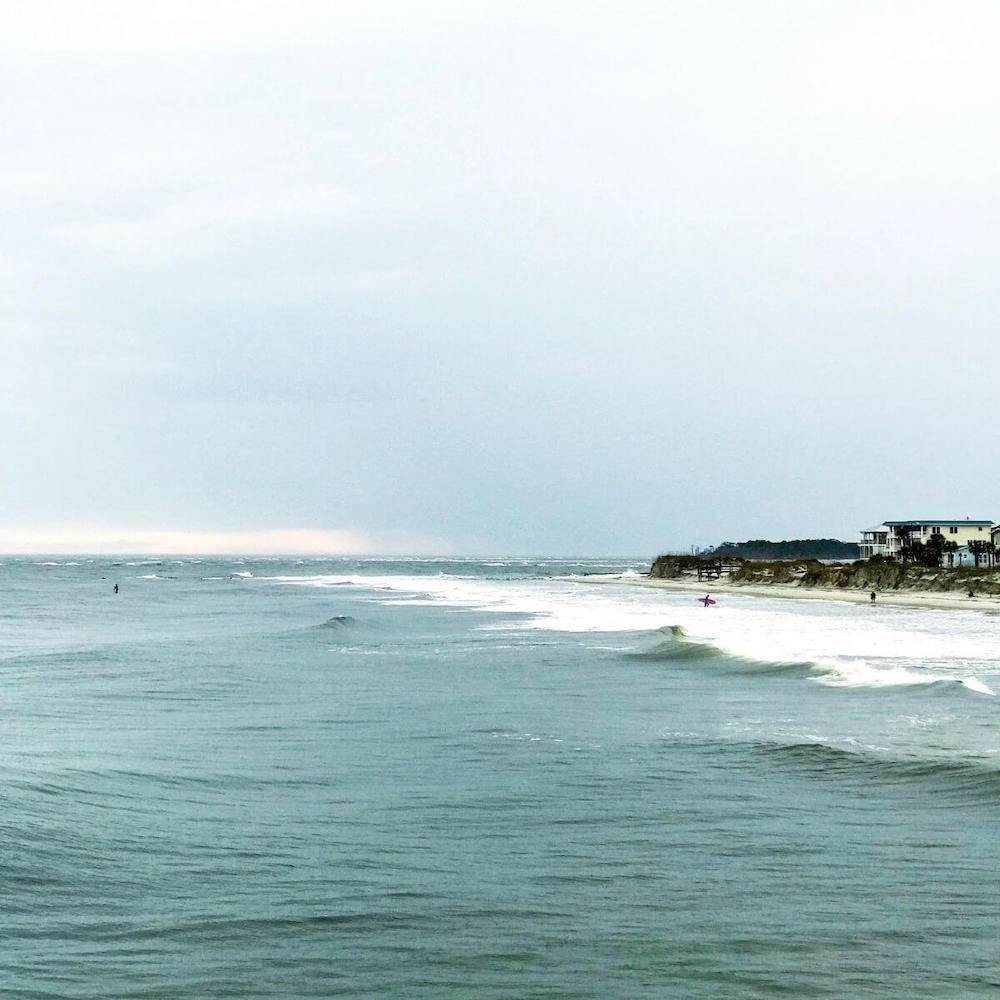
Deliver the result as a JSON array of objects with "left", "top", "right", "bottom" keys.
[{"left": 576, "top": 573, "right": 1000, "bottom": 613}]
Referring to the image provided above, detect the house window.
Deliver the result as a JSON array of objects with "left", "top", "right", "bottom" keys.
[{"left": 950, "top": 526, "right": 958, "bottom": 534}]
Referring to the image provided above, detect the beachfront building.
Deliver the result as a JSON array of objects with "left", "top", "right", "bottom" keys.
[
  {"left": 859, "top": 519, "right": 994, "bottom": 560},
  {"left": 950, "top": 545, "right": 978, "bottom": 567},
  {"left": 859, "top": 525, "right": 891, "bottom": 558}
]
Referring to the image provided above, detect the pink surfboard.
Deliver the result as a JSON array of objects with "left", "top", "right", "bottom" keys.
[{"left": 698, "top": 597, "right": 716, "bottom": 606}]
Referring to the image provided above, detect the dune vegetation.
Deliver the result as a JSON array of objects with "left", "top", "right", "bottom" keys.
[{"left": 649, "top": 554, "right": 1000, "bottom": 595}]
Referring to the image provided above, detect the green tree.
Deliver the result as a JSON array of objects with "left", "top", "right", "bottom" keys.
[
  {"left": 925, "top": 532, "right": 947, "bottom": 567},
  {"left": 899, "top": 539, "right": 925, "bottom": 565},
  {"left": 892, "top": 525, "right": 915, "bottom": 558}
]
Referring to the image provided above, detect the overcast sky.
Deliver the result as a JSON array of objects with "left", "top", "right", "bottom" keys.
[{"left": 4, "top": 1, "right": 1000, "bottom": 555}]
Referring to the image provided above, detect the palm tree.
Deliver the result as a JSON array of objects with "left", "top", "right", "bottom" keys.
[
  {"left": 892, "top": 525, "right": 914, "bottom": 557},
  {"left": 968, "top": 539, "right": 993, "bottom": 568}
]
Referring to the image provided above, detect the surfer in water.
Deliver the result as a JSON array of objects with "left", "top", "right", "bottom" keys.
[
  {"left": 113, "top": 584, "right": 119, "bottom": 594},
  {"left": 699, "top": 594, "right": 714, "bottom": 607}
]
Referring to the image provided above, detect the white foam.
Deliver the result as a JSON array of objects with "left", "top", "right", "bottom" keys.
[
  {"left": 961, "top": 677, "right": 995, "bottom": 695},
  {"left": 809, "top": 658, "right": 950, "bottom": 689},
  {"left": 266, "top": 572, "right": 1000, "bottom": 695}
]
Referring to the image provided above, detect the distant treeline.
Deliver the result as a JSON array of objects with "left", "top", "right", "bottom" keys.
[{"left": 705, "top": 538, "right": 860, "bottom": 560}]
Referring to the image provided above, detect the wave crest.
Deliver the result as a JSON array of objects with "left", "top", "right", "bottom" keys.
[
  {"left": 750, "top": 740, "right": 1000, "bottom": 804},
  {"left": 318, "top": 615, "right": 356, "bottom": 629},
  {"left": 632, "top": 629, "right": 995, "bottom": 695}
]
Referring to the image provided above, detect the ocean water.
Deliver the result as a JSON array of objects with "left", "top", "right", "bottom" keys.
[{"left": 2, "top": 557, "right": 998, "bottom": 999}]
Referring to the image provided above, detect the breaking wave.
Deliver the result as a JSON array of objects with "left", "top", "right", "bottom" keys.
[
  {"left": 318, "top": 615, "right": 356, "bottom": 629},
  {"left": 267, "top": 571, "right": 999, "bottom": 697},
  {"left": 632, "top": 629, "right": 995, "bottom": 695}
]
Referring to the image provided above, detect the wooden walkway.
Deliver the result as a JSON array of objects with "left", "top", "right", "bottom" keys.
[{"left": 696, "top": 560, "right": 741, "bottom": 581}]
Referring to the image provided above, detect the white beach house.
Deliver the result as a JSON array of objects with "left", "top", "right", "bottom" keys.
[
  {"left": 858, "top": 525, "right": 891, "bottom": 558},
  {"left": 858, "top": 519, "right": 993, "bottom": 560}
]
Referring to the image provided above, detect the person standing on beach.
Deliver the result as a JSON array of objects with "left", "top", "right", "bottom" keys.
[
  {"left": 870, "top": 591, "right": 876, "bottom": 603},
  {"left": 113, "top": 583, "right": 119, "bottom": 594}
]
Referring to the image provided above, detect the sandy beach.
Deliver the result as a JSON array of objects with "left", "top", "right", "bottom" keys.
[{"left": 577, "top": 573, "right": 1000, "bottom": 613}]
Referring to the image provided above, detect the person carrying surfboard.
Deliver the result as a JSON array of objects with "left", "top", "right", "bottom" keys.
[{"left": 699, "top": 594, "right": 715, "bottom": 606}]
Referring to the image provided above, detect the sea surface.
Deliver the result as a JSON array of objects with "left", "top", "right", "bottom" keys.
[{"left": 1, "top": 557, "right": 998, "bottom": 998}]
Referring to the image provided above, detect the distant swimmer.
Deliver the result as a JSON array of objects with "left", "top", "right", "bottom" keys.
[
  {"left": 113, "top": 583, "right": 119, "bottom": 594},
  {"left": 870, "top": 591, "right": 876, "bottom": 604},
  {"left": 699, "top": 594, "right": 716, "bottom": 607}
]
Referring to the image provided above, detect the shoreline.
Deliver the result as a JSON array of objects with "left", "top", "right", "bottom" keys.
[{"left": 575, "top": 574, "right": 1000, "bottom": 613}]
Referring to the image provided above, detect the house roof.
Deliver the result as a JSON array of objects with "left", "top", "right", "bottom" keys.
[{"left": 884, "top": 519, "right": 993, "bottom": 526}]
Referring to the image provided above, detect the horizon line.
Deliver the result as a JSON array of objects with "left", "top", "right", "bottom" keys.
[{"left": 0, "top": 551, "right": 651, "bottom": 559}]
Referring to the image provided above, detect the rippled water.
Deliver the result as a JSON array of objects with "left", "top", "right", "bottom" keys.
[{"left": 2, "top": 557, "right": 998, "bottom": 998}]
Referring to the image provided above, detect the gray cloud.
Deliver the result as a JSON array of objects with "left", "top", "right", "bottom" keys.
[{"left": 4, "top": 2, "right": 1000, "bottom": 554}]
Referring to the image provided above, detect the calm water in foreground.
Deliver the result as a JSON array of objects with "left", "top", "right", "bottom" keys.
[{"left": 2, "top": 557, "right": 998, "bottom": 998}]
